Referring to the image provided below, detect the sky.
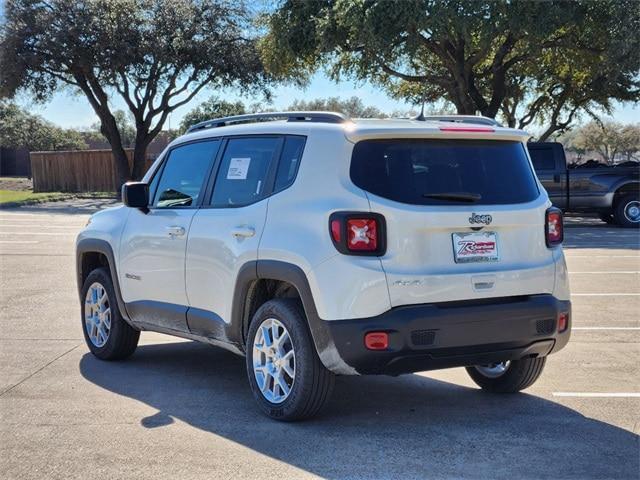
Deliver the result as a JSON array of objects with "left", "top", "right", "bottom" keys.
[
  {"left": 15, "top": 71, "right": 639, "bottom": 132},
  {"left": 14, "top": 72, "right": 417, "bottom": 130}
]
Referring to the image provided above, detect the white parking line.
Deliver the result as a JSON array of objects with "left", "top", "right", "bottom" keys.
[
  {"left": 0, "top": 240, "right": 39, "bottom": 244},
  {"left": 572, "top": 327, "right": 640, "bottom": 331},
  {"left": 0, "top": 224, "right": 80, "bottom": 228},
  {"left": 569, "top": 271, "right": 639, "bottom": 274},
  {"left": 565, "top": 255, "right": 640, "bottom": 258},
  {"left": 553, "top": 392, "right": 640, "bottom": 398},
  {"left": 564, "top": 245, "right": 640, "bottom": 248},
  {"left": 572, "top": 293, "right": 640, "bottom": 296},
  {"left": 0, "top": 232, "right": 75, "bottom": 236}
]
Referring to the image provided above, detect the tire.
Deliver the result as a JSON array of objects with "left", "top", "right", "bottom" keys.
[
  {"left": 245, "top": 298, "right": 334, "bottom": 421},
  {"left": 80, "top": 267, "right": 139, "bottom": 360},
  {"left": 598, "top": 213, "right": 615, "bottom": 225},
  {"left": 613, "top": 193, "right": 640, "bottom": 228},
  {"left": 465, "top": 357, "right": 546, "bottom": 393}
]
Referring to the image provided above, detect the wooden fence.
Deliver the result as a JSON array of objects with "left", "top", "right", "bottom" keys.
[{"left": 30, "top": 149, "right": 154, "bottom": 192}]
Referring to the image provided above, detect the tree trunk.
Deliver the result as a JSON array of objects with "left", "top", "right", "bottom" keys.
[
  {"left": 111, "top": 148, "right": 131, "bottom": 194},
  {"left": 131, "top": 138, "right": 150, "bottom": 181},
  {"left": 100, "top": 122, "right": 131, "bottom": 190}
]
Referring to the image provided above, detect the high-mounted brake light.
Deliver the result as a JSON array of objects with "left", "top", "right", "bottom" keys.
[
  {"left": 329, "top": 212, "right": 386, "bottom": 256},
  {"left": 439, "top": 126, "right": 495, "bottom": 133},
  {"left": 545, "top": 207, "right": 564, "bottom": 247}
]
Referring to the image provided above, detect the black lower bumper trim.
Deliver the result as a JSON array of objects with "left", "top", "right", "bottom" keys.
[{"left": 324, "top": 294, "right": 571, "bottom": 375}]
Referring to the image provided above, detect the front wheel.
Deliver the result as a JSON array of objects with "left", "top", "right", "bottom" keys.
[
  {"left": 613, "top": 194, "right": 640, "bottom": 228},
  {"left": 81, "top": 267, "right": 140, "bottom": 360},
  {"left": 466, "top": 357, "right": 546, "bottom": 393},
  {"left": 246, "top": 299, "right": 334, "bottom": 421}
]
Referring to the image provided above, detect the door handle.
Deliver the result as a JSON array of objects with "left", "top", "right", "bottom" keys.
[
  {"left": 231, "top": 226, "right": 255, "bottom": 238},
  {"left": 166, "top": 226, "right": 186, "bottom": 237}
]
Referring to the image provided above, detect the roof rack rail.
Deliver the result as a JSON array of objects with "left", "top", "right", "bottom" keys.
[
  {"left": 419, "top": 115, "right": 501, "bottom": 127},
  {"left": 186, "top": 111, "right": 350, "bottom": 133}
]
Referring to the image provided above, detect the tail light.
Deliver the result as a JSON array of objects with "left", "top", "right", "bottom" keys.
[
  {"left": 329, "top": 212, "right": 386, "bottom": 256},
  {"left": 545, "top": 207, "right": 563, "bottom": 247}
]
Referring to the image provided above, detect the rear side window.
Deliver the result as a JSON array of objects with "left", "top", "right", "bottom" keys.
[
  {"left": 211, "top": 137, "right": 281, "bottom": 207},
  {"left": 528, "top": 147, "right": 556, "bottom": 170},
  {"left": 350, "top": 139, "right": 539, "bottom": 205},
  {"left": 274, "top": 136, "right": 305, "bottom": 191}
]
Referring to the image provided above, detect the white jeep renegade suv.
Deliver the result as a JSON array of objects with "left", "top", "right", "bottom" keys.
[{"left": 76, "top": 112, "right": 571, "bottom": 421}]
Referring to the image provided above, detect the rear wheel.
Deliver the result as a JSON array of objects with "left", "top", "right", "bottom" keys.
[
  {"left": 466, "top": 357, "right": 546, "bottom": 393},
  {"left": 613, "top": 193, "right": 640, "bottom": 228},
  {"left": 246, "top": 299, "right": 334, "bottom": 421},
  {"left": 81, "top": 268, "right": 139, "bottom": 360}
]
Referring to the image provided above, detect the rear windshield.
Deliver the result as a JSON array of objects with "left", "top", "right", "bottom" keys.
[{"left": 350, "top": 139, "right": 539, "bottom": 205}]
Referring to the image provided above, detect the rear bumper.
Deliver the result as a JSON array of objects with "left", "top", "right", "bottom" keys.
[{"left": 322, "top": 294, "right": 571, "bottom": 375}]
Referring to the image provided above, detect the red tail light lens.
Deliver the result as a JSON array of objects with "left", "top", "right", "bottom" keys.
[
  {"left": 329, "top": 212, "right": 386, "bottom": 256},
  {"left": 545, "top": 207, "right": 563, "bottom": 247},
  {"left": 364, "top": 332, "right": 388, "bottom": 350},
  {"left": 558, "top": 312, "right": 569, "bottom": 333},
  {"left": 330, "top": 219, "right": 342, "bottom": 243},
  {"left": 347, "top": 218, "right": 378, "bottom": 251}
]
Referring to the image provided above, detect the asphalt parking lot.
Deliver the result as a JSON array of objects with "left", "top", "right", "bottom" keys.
[{"left": 1, "top": 201, "right": 638, "bottom": 480}]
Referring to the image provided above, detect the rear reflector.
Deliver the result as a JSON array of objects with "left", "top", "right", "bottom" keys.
[
  {"left": 545, "top": 207, "right": 564, "bottom": 247},
  {"left": 330, "top": 219, "right": 342, "bottom": 243},
  {"left": 364, "top": 332, "right": 388, "bottom": 350},
  {"left": 558, "top": 312, "right": 569, "bottom": 332}
]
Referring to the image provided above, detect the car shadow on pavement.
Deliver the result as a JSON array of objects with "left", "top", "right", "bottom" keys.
[{"left": 79, "top": 342, "right": 638, "bottom": 479}]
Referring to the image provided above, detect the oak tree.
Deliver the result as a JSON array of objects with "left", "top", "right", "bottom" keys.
[
  {"left": 262, "top": 0, "right": 640, "bottom": 137},
  {"left": 1, "top": 0, "right": 269, "bottom": 186}
]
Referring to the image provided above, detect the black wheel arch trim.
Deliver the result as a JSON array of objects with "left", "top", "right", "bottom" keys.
[
  {"left": 232, "top": 259, "right": 357, "bottom": 374},
  {"left": 76, "top": 238, "right": 133, "bottom": 326}
]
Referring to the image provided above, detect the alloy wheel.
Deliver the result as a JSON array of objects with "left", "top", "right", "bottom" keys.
[
  {"left": 475, "top": 361, "right": 511, "bottom": 378},
  {"left": 252, "top": 318, "right": 296, "bottom": 404},
  {"left": 84, "top": 282, "right": 111, "bottom": 347}
]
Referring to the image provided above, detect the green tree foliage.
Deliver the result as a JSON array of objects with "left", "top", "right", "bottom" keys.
[
  {"left": 1, "top": 0, "right": 269, "bottom": 185},
  {"left": 180, "top": 97, "right": 247, "bottom": 132},
  {"left": 263, "top": 0, "right": 640, "bottom": 140},
  {"left": 180, "top": 95, "right": 390, "bottom": 131},
  {"left": 0, "top": 102, "right": 87, "bottom": 151},
  {"left": 85, "top": 110, "right": 137, "bottom": 148},
  {"left": 288, "top": 96, "right": 387, "bottom": 118},
  {"left": 566, "top": 121, "right": 640, "bottom": 165}
]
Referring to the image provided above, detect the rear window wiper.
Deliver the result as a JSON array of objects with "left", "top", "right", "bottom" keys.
[{"left": 422, "top": 192, "right": 482, "bottom": 202}]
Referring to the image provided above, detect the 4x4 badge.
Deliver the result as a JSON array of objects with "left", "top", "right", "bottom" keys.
[{"left": 469, "top": 213, "right": 492, "bottom": 225}]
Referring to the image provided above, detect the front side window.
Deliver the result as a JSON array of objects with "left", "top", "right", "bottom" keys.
[
  {"left": 211, "top": 137, "right": 281, "bottom": 207},
  {"left": 153, "top": 140, "right": 220, "bottom": 208}
]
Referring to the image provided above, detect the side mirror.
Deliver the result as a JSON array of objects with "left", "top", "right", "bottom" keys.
[{"left": 122, "top": 182, "right": 149, "bottom": 210}]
